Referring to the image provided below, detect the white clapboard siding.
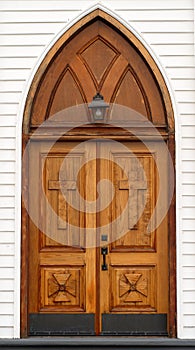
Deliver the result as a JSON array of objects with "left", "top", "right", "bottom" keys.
[
  {"left": 182, "top": 138, "right": 195, "bottom": 149},
  {"left": 0, "top": 139, "right": 15, "bottom": 150},
  {"left": 0, "top": 209, "right": 14, "bottom": 220},
  {"left": 179, "top": 104, "right": 195, "bottom": 115},
  {"left": 180, "top": 116, "right": 195, "bottom": 126},
  {"left": 130, "top": 21, "right": 194, "bottom": 32},
  {"left": 0, "top": 279, "right": 14, "bottom": 291},
  {"left": 160, "top": 56, "right": 195, "bottom": 68},
  {"left": 0, "top": 69, "right": 31, "bottom": 81},
  {"left": 182, "top": 150, "right": 195, "bottom": 160},
  {"left": 0, "top": 46, "right": 45, "bottom": 58},
  {"left": 182, "top": 161, "right": 195, "bottom": 172},
  {"left": 182, "top": 126, "right": 195, "bottom": 137},
  {"left": 0, "top": 127, "right": 16, "bottom": 138},
  {"left": 183, "top": 242, "right": 195, "bottom": 254},
  {"left": 151, "top": 44, "right": 194, "bottom": 56},
  {"left": 176, "top": 92, "right": 195, "bottom": 104},
  {"left": 0, "top": 243, "right": 14, "bottom": 255},
  {"left": 0, "top": 220, "right": 15, "bottom": 232},
  {"left": 182, "top": 173, "right": 195, "bottom": 183},
  {"left": 0, "top": 232, "right": 14, "bottom": 244},
  {"left": 0, "top": 23, "right": 65, "bottom": 35},
  {"left": 0, "top": 34, "right": 55, "bottom": 46},
  {"left": 0, "top": 58, "right": 37, "bottom": 70},
  {"left": 182, "top": 231, "right": 195, "bottom": 242},
  {"left": 0, "top": 256, "right": 14, "bottom": 267},
  {"left": 0, "top": 104, "right": 19, "bottom": 115},
  {"left": 0, "top": 117, "right": 17, "bottom": 127},
  {"left": 171, "top": 80, "right": 195, "bottom": 91},
  {"left": 0, "top": 328, "right": 14, "bottom": 338},
  {"left": 0, "top": 315, "right": 14, "bottom": 327},
  {"left": 0, "top": 162, "right": 15, "bottom": 173},
  {"left": 0, "top": 0, "right": 193, "bottom": 10},
  {"left": 0, "top": 0, "right": 194, "bottom": 339},
  {"left": 0, "top": 151, "right": 15, "bottom": 161},
  {"left": 0, "top": 291, "right": 14, "bottom": 304},
  {"left": 142, "top": 32, "right": 194, "bottom": 44},
  {"left": 0, "top": 303, "right": 14, "bottom": 315},
  {"left": 0, "top": 174, "right": 15, "bottom": 184},
  {"left": 0, "top": 267, "right": 14, "bottom": 278},
  {"left": 183, "top": 290, "right": 195, "bottom": 301}
]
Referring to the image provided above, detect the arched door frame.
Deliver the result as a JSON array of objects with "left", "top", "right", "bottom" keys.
[{"left": 19, "top": 4, "right": 177, "bottom": 337}]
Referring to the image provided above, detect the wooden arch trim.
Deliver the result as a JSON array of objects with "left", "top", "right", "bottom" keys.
[{"left": 23, "top": 8, "right": 174, "bottom": 135}]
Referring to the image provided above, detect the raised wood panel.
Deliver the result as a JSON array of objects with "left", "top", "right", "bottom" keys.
[
  {"left": 111, "top": 66, "right": 149, "bottom": 117},
  {"left": 78, "top": 36, "right": 120, "bottom": 90},
  {"left": 98, "top": 143, "right": 156, "bottom": 251},
  {"left": 41, "top": 153, "right": 85, "bottom": 249},
  {"left": 48, "top": 66, "right": 86, "bottom": 118},
  {"left": 110, "top": 265, "right": 157, "bottom": 312},
  {"left": 40, "top": 266, "right": 85, "bottom": 312}
]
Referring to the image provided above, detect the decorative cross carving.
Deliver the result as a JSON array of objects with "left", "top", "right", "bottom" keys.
[
  {"left": 48, "top": 179, "right": 76, "bottom": 229},
  {"left": 119, "top": 171, "right": 147, "bottom": 229}
]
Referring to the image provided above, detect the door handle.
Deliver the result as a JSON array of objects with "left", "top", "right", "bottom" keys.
[{"left": 101, "top": 247, "right": 108, "bottom": 271}]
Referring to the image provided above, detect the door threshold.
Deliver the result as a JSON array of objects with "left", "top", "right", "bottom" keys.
[{"left": 0, "top": 337, "right": 195, "bottom": 348}]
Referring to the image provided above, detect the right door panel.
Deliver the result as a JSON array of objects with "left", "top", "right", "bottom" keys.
[{"left": 99, "top": 141, "right": 169, "bottom": 335}]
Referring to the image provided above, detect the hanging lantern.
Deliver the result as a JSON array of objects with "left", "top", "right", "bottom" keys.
[{"left": 88, "top": 92, "right": 109, "bottom": 123}]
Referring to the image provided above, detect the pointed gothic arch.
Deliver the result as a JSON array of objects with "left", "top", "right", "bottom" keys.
[
  {"left": 21, "top": 8, "right": 176, "bottom": 337},
  {"left": 23, "top": 8, "right": 174, "bottom": 134}
]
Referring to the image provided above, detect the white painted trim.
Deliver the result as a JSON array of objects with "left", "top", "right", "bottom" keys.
[
  {"left": 15, "top": 2, "right": 179, "bottom": 338},
  {"left": 14, "top": 104, "right": 21, "bottom": 339}
]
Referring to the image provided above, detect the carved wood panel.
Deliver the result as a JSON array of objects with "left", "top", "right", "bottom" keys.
[
  {"left": 40, "top": 266, "right": 85, "bottom": 312},
  {"left": 41, "top": 152, "right": 85, "bottom": 249},
  {"left": 110, "top": 265, "right": 157, "bottom": 312},
  {"left": 106, "top": 149, "right": 157, "bottom": 251},
  {"left": 112, "top": 152, "right": 156, "bottom": 250}
]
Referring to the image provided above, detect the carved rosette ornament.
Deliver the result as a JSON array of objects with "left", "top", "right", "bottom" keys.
[
  {"left": 119, "top": 273, "right": 148, "bottom": 303},
  {"left": 48, "top": 273, "right": 76, "bottom": 302}
]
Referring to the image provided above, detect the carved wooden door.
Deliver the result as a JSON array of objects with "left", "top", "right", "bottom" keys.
[
  {"left": 23, "top": 13, "right": 174, "bottom": 337},
  {"left": 28, "top": 139, "right": 168, "bottom": 336}
]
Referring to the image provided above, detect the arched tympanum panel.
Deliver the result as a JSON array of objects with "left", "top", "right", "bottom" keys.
[{"left": 23, "top": 11, "right": 174, "bottom": 133}]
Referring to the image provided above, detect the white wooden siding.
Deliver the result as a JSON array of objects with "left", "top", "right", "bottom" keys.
[{"left": 0, "top": 0, "right": 194, "bottom": 339}]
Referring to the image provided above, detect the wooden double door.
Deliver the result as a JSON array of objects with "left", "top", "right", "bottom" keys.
[{"left": 28, "top": 138, "right": 169, "bottom": 336}]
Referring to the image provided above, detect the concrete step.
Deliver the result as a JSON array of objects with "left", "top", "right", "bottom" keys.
[{"left": 0, "top": 337, "right": 195, "bottom": 349}]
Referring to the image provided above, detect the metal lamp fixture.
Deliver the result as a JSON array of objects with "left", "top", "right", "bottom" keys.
[{"left": 88, "top": 92, "right": 109, "bottom": 123}]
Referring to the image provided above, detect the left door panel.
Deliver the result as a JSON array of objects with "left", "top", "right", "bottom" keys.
[{"left": 28, "top": 141, "right": 96, "bottom": 335}]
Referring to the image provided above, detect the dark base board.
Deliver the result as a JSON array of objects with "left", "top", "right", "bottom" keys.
[{"left": 0, "top": 338, "right": 195, "bottom": 349}]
